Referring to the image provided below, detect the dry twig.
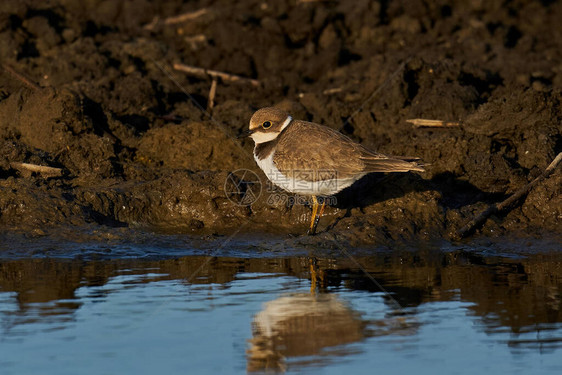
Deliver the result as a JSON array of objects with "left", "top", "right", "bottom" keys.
[
  {"left": 10, "top": 162, "right": 62, "bottom": 177},
  {"left": 173, "top": 62, "right": 260, "bottom": 86},
  {"left": 185, "top": 34, "right": 207, "bottom": 49},
  {"left": 2, "top": 64, "right": 40, "bottom": 90},
  {"left": 323, "top": 87, "right": 343, "bottom": 95},
  {"left": 164, "top": 8, "right": 208, "bottom": 25},
  {"left": 143, "top": 17, "right": 159, "bottom": 31},
  {"left": 455, "top": 152, "right": 562, "bottom": 239},
  {"left": 207, "top": 78, "right": 217, "bottom": 111},
  {"left": 144, "top": 8, "right": 208, "bottom": 30},
  {"left": 297, "top": 0, "right": 334, "bottom": 3},
  {"left": 406, "top": 119, "right": 460, "bottom": 128}
]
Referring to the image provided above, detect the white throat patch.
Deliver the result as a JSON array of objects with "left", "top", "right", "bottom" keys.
[{"left": 250, "top": 131, "right": 279, "bottom": 144}]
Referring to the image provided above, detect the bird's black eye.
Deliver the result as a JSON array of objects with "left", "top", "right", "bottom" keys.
[{"left": 262, "top": 121, "right": 272, "bottom": 129}]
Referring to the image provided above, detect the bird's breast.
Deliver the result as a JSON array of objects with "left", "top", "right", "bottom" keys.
[
  {"left": 254, "top": 148, "right": 280, "bottom": 180},
  {"left": 253, "top": 148, "right": 360, "bottom": 195}
]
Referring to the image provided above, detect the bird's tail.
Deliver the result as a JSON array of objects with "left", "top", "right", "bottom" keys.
[{"left": 361, "top": 156, "right": 425, "bottom": 173}]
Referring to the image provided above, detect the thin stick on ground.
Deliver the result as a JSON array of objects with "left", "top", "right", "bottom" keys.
[
  {"left": 207, "top": 78, "right": 217, "bottom": 111},
  {"left": 322, "top": 87, "right": 343, "bottom": 95},
  {"left": 297, "top": 0, "right": 335, "bottom": 3},
  {"left": 144, "top": 8, "right": 208, "bottom": 30},
  {"left": 163, "top": 8, "right": 208, "bottom": 25},
  {"left": 2, "top": 64, "right": 40, "bottom": 90},
  {"left": 455, "top": 152, "right": 562, "bottom": 239},
  {"left": 10, "top": 162, "right": 62, "bottom": 177},
  {"left": 185, "top": 34, "right": 207, "bottom": 49},
  {"left": 406, "top": 119, "right": 460, "bottom": 128},
  {"left": 173, "top": 62, "right": 260, "bottom": 86}
]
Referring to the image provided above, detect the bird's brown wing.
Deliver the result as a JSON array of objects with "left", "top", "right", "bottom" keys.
[
  {"left": 274, "top": 120, "right": 424, "bottom": 182},
  {"left": 273, "top": 120, "right": 365, "bottom": 181}
]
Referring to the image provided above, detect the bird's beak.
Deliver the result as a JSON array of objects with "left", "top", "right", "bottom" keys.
[{"left": 237, "top": 129, "right": 255, "bottom": 139}]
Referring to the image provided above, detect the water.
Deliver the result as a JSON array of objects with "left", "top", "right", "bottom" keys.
[{"left": 0, "top": 238, "right": 561, "bottom": 374}]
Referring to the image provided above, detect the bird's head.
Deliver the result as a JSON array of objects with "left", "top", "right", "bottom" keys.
[{"left": 239, "top": 107, "right": 293, "bottom": 144}]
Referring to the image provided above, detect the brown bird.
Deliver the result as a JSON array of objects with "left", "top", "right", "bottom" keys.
[{"left": 240, "top": 107, "right": 424, "bottom": 234}]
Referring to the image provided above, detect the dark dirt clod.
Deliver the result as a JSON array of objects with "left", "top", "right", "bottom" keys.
[{"left": 0, "top": 0, "right": 560, "bottom": 246}]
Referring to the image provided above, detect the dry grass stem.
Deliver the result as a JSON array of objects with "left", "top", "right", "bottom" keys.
[
  {"left": 2, "top": 64, "right": 40, "bottom": 90},
  {"left": 185, "top": 34, "right": 207, "bottom": 49},
  {"left": 207, "top": 78, "right": 217, "bottom": 111},
  {"left": 173, "top": 62, "right": 260, "bottom": 86},
  {"left": 455, "top": 152, "right": 562, "bottom": 239},
  {"left": 406, "top": 119, "right": 460, "bottom": 128},
  {"left": 323, "top": 87, "right": 343, "bottom": 95},
  {"left": 11, "top": 162, "right": 62, "bottom": 177},
  {"left": 164, "top": 8, "right": 209, "bottom": 25},
  {"left": 144, "top": 8, "right": 208, "bottom": 30},
  {"left": 297, "top": 0, "right": 334, "bottom": 3}
]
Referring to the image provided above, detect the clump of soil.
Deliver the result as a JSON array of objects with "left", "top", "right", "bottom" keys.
[{"left": 0, "top": 0, "right": 560, "bottom": 245}]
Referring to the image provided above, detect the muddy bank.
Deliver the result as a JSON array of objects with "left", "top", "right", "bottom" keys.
[{"left": 0, "top": 0, "right": 560, "bottom": 245}]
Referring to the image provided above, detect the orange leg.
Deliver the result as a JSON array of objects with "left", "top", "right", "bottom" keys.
[
  {"left": 307, "top": 196, "right": 319, "bottom": 235},
  {"left": 310, "top": 198, "right": 326, "bottom": 235},
  {"left": 318, "top": 200, "right": 326, "bottom": 216},
  {"left": 309, "top": 257, "right": 326, "bottom": 292}
]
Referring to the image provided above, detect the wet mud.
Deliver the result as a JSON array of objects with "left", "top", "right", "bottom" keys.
[{"left": 0, "top": 0, "right": 561, "bottom": 246}]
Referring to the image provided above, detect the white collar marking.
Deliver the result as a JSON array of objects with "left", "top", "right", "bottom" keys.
[{"left": 279, "top": 115, "right": 293, "bottom": 132}]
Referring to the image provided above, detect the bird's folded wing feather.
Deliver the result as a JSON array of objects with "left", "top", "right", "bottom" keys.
[{"left": 273, "top": 121, "right": 424, "bottom": 182}]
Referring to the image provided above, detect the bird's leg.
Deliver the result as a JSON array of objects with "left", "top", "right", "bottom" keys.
[
  {"left": 318, "top": 267, "right": 325, "bottom": 288},
  {"left": 317, "top": 199, "right": 326, "bottom": 220},
  {"left": 307, "top": 195, "right": 319, "bottom": 235},
  {"left": 310, "top": 197, "right": 326, "bottom": 235}
]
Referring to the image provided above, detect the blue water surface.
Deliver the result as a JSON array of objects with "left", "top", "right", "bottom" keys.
[{"left": 1, "top": 243, "right": 561, "bottom": 374}]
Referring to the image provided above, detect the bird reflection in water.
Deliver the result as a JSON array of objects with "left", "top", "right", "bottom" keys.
[
  {"left": 247, "top": 292, "right": 363, "bottom": 372},
  {"left": 247, "top": 290, "right": 416, "bottom": 372}
]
